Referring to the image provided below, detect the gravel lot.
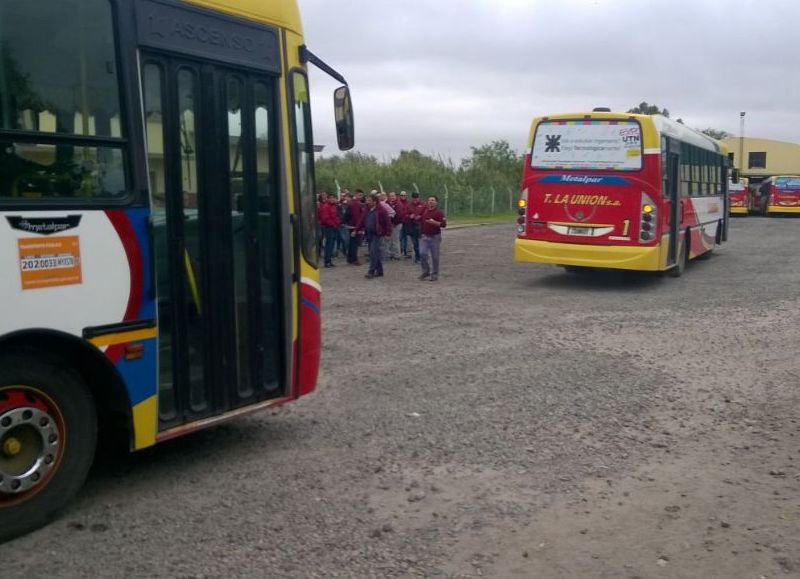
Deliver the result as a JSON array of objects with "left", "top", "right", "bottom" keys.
[{"left": 3, "top": 217, "right": 799, "bottom": 578}]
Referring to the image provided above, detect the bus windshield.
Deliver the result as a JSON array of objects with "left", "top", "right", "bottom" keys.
[{"left": 531, "top": 119, "right": 643, "bottom": 172}]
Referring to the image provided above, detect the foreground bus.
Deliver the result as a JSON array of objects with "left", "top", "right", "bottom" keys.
[
  {"left": 752, "top": 176, "right": 800, "bottom": 215},
  {"left": 0, "top": 0, "right": 353, "bottom": 540},
  {"left": 728, "top": 181, "right": 749, "bottom": 215},
  {"left": 514, "top": 111, "right": 730, "bottom": 276}
]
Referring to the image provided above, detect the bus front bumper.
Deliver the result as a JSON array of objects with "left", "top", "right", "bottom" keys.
[
  {"left": 514, "top": 238, "right": 662, "bottom": 271},
  {"left": 767, "top": 205, "right": 800, "bottom": 214},
  {"left": 729, "top": 206, "right": 748, "bottom": 215}
]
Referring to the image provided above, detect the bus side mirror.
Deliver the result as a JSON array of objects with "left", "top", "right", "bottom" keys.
[{"left": 334, "top": 85, "right": 354, "bottom": 151}]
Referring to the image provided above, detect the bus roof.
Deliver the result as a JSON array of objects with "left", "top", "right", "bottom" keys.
[
  {"left": 651, "top": 115, "right": 723, "bottom": 154},
  {"left": 529, "top": 112, "right": 725, "bottom": 154},
  {"left": 766, "top": 175, "right": 800, "bottom": 181},
  {"left": 185, "top": 0, "right": 303, "bottom": 35}
]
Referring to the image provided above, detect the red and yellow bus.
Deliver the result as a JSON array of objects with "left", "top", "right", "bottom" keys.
[
  {"left": 0, "top": 0, "right": 353, "bottom": 540},
  {"left": 514, "top": 111, "right": 730, "bottom": 276},
  {"left": 752, "top": 176, "right": 800, "bottom": 215},
  {"left": 728, "top": 180, "right": 749, "bottom": 215}
]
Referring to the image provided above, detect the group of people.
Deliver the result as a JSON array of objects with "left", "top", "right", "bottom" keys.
[{"left": 317, "top": 189, "right": 446, "bottom": 281}]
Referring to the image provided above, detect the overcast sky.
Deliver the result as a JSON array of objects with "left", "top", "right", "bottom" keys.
[{"left": 300, "top": 0, "right": 799, "bottom": 162}]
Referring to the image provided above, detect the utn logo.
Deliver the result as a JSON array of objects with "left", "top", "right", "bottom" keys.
[
  {"left": 545, "top": 135, "right": 561, "bottom": 152},
  {"left": 619, "top": 127, "right": 640, "bottom": 145}
]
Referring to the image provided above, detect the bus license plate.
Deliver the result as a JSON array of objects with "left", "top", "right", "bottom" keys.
[{"left": 568, "top": 226, "right": 591, "bottom": 236}]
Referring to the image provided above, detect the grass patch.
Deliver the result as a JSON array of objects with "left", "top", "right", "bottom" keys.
[{"left": 448, "top": 212, "right": 516, "bottom": 226}]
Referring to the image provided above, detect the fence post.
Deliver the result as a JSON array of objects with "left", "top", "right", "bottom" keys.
[
  {"left": 335, "top": 179, "right": 342, "bottom": 200},
  {"left": 508, "top": 187, "right": 514, "bottom": 212},
  {"left": 413, "top": 182, "right": 420, "bottom": 195},
  {"left": 469, "top": 185, "right": 474, "bottom": 215},
  {"left": 378, "top": 181, "right": 384, "bottom": 193},
  {"left": 444, "top": 183, "right": 449, "bottom": 217},
  {"left": 491, "top": 186, "right": 496, "bottom": 215}
]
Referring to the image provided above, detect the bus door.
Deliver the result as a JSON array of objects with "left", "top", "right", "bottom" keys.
[
  {"left": 141, "top": 54, "right": 284, "bottom": 428},
  {"left": 665, "top": 140, "right": 682, "bottom": 267}
]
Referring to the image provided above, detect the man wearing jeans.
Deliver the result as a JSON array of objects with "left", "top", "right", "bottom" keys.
[
  {"left": 318, "top": 193, "right": 341, "bottom": 268},
  {"left": 406, "top": 192, "right": 424, "bottom": 263},
  {"left": 357, "top": 192, "right": 391, "bottom": 279},
  {"left": 418, "top": 195, "right": 446, "bottom": 282},
  {"left": 398, "top": 191, "right": 411, "bottom": 257}
]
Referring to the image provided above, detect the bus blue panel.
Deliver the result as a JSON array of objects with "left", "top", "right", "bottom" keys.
[
  {"left": 114, "top": 337, "right": 158, "bottom": 407},
  {"left": 125, "top": 208, "right": 156, "bottom": 320}
]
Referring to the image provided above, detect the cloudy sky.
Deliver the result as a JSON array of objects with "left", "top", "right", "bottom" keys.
[{"left": 300, "top": 0, "right": 799, "bottom": 161}]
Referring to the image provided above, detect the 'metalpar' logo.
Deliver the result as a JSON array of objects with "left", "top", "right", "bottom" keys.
[{"left": 560, "top": 175, "right": 604, "bottom": 184}]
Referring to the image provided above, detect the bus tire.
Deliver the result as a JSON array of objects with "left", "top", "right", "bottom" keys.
[
  {"left": 0, "top": 354, "right": 97, "bottom": 543},
  {"left": 668, "top": 236, "right": 688, "bottom": 277}
]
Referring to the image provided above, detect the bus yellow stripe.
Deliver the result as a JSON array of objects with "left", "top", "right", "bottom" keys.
[
  {"left": 132, "top": 395, "right": 158, "bottom": 450},
  {"left": 184, "top": 250, "right": 202, "bottom": 315},
  {"left": 89, "top": 327, "right": 157, "bottom": 348}
]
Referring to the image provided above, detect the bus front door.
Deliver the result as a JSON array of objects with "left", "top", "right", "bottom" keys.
[
  {"left": 142, "top": 55, "right": 285, "bottom": 428},
  {"left": 666, "top": 149, "right": 681, "bottom": 267}
]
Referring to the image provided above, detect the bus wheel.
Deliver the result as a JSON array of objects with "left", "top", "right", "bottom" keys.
[
  {"left": 0, "top": 354, "right": 97, "bottom": 543},
  {"left": 668, "top": 238, "right": 688, "bottom": 278}
]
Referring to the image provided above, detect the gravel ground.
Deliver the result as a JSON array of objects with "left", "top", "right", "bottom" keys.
[{"left": 3, "top": 217, "right": 799, "bottom": 578}]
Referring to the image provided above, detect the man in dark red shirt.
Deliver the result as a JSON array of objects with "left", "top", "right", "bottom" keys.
[
  {"left": 318, "top": 192, "right": 341, "bottom": 267},
  {"left": 397, "top": 191, "right": 411, "bottom": 258},
  {"left": 344, "top": 190, "right": 364, "bottom": 265},
  {"left": 418, "top": 195, "right": 446, "bottom": 281},
  {"left": 356, "top": 192, "right": 392, "bottom": 278},
  {"left": 386, "top": 191, "right": 405, "bottom": 260},
  {"left": 406, "top": 192, "right": 424, "bottom": 263}
]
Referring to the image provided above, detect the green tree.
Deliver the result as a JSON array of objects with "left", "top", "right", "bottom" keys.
[
  {"left": 699, "top": 128, "right": 731, "bottom": 140},
  {"left": 461, "top": 140, "right": 522, "bottom": 180},
  {"left": 627, "top": 102, "right": 684, "bottom": 124},
  {"left": 315, "top": 151, "right": 383, "bottom": 193},
  {"left": 383, "top": 149, "right": 457, "bottom": 197},
  {"left": 627, "top": 101, "right": 670, "bottom": 116}
]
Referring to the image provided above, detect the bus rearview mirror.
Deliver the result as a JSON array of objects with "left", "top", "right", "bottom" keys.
[{"left": 334, "top": 85, "right": 354, "bottom": 151}]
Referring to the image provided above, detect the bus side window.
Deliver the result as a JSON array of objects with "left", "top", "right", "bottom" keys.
[
  {"left": 680, "top": 143, "right": 690, "bottom": 197},
  {"left": 0, "top": 0, "right": 128, "bottom": 203},
  {"left": 291, "top": 72, "right": 318, "bottom": 268}
]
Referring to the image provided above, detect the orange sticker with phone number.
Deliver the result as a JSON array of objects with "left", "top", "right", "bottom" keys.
[{"left": 18, "top": 236, "right": 82, "bottom": 290}]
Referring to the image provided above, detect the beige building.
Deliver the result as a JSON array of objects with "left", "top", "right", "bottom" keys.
[{"left": 721, "top": 137, "right": 800, "bottom": 183}]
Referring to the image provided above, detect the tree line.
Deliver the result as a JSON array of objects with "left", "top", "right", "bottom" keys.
[{"left": 315, "top": 141, "right": 524, "bottom": 216}]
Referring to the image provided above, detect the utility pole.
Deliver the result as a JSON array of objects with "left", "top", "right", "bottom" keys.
[
  {"left": 490, "top": 186, "right": 496, "bottom": 215},
  {"left": 739, "top": 111, "right": 746, "bottom": 177}
]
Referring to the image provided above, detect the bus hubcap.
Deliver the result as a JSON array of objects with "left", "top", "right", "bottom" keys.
[{"left": 0, "top": 391, "right": 61, "bottom": 496}]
